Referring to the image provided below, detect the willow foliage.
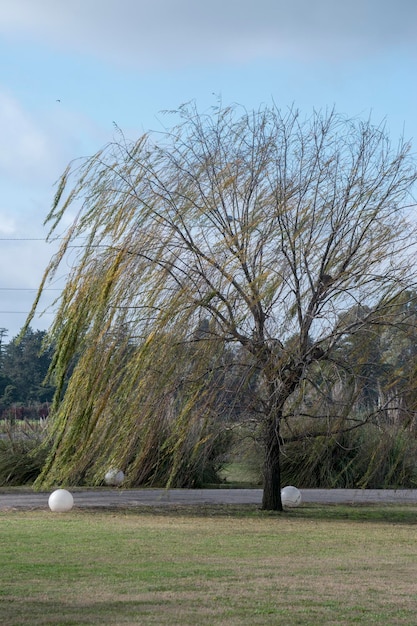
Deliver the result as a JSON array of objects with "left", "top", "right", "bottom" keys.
[{"left": 28, "top": 103, "right": 417, "bottom": 507}]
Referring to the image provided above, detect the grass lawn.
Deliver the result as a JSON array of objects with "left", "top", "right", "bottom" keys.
[
  {"left": 1, "top": 504, "right": 417, "bottom": 625},
  {"left": 219, "top": 461, "right": 262, "bottom": 486}
]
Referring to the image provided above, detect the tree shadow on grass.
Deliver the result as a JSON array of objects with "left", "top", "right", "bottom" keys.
[
  {"left": 78, "top": 503, "right": 417, "bottom": 525},
  {"left": 269, "top": 503, "right": 417, "bottom": 525}
]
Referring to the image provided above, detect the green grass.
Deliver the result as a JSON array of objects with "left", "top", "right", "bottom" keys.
[
  {"left": 219, "top": 461, "right": 261, "bottom": 486},
  {"left": 1, "top": 505, "right": 417, "bottom": 625}
]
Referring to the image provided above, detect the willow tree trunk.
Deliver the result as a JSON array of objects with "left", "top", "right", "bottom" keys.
[{"left": 262, "top": 411, "right": 283, "bottom": 511}]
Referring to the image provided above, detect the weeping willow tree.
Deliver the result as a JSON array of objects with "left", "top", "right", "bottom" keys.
[{"left": 27, "top": 103, "right": 417, "bottom": 510}]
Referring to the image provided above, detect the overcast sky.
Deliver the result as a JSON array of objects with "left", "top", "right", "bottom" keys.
[{"left": 0, "top": 0, "right": 416, "bottom": 340}]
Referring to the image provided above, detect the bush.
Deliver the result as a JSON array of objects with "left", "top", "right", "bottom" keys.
[
  {"left": 280, "top": 423, "right": 417, "bottom": 489},
  {"left": 0, "top": 420, "right": 48, "bottom": 486}
]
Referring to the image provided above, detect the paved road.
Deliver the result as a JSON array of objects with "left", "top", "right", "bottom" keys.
[{"left": 1, "top": 488, "right": 417, "bottom": 510}]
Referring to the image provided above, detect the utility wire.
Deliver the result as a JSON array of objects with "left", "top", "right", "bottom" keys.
[{"left": 0, "top": 311, "right": 55, "bottom": 314}]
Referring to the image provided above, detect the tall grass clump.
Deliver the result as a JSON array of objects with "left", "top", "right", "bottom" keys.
[
  {"left": 280, "top": 422, "right": 417, "bottom": 488},
  {"left": 0, "top": 420, "right": 48, "bottom": 486}
]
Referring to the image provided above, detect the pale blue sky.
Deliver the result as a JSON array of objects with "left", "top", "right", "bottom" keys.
[{"left": 0, "top": 0, "right": 416, "bottom": 339}]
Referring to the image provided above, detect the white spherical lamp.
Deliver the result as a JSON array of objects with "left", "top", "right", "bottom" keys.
[
  {"left": 48, "top": 489, "right": 74, "bottom": 512},
  {"left": 104, "top": 468, "right": 125, "bottom": 486},
  {"left": 281, "top": 485, "right": 302, "bottom": 508}
]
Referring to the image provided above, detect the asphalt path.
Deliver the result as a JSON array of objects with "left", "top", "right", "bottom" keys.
[{"left": 1, "top": 488, "right": 417, "bottom": 510}]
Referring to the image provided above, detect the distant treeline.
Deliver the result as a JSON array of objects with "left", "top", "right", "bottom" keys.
[
  {"left": 0, "top": 327, "right": 55, "bottom": 419},
  {"left": 2, "top": 291, "right": 417, "bottom": 429}
]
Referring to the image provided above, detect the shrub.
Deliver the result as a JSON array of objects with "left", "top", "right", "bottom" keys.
[
  {"left": 280, "top": 422, "right": 417, "bottom": 489},
  {"left": 0, "top": 420, "right": 48, "bottom": 486}
]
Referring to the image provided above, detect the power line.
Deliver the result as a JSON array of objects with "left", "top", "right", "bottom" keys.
[
  {"left": 0, "top": 236, "right": 89, "bottom": 241},
  {"left": 0, "top": 311, "right": 55, "bottom": 314}
]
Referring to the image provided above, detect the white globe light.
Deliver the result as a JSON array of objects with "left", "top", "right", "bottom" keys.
[
  {"left": 104, "top": 469, "right": 125, "bottom": 486},
  {"left": 48, "top": 489, "right": 74, "bottom": 512},
  {"left": 281, "top": 485, "right": 302, "bottom": 508}
]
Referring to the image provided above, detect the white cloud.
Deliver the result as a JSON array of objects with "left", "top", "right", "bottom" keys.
[
  {"left": 0, "top": 91, "right": 59, "bottom": 184},
  {"left": 0, "top": 86, "right": 108, "bottom": 337},
  {"left": 0, "top": 90, "right": 106, "bottom": 188},
  {"left": 0, "top": 233, "right": 62, "bottom": 338},
  {"left": 1, "top": 0, "right": 416, "bottom": 70},
  {"left": 0, "top": 213, "right": 16, "bottom": 236}
]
